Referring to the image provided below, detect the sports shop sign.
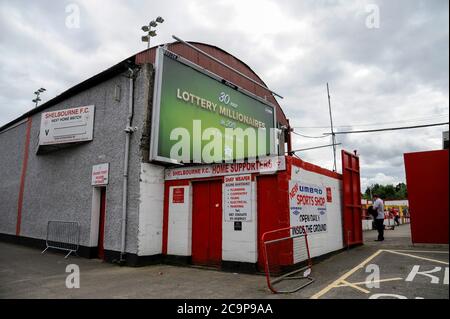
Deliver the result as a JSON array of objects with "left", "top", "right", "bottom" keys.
[
  {"left": 164, "top": 156, "right": 286, "bottom": 181},
  {"left": 289, "top": 181, "right": 328, "bottom": 235}
]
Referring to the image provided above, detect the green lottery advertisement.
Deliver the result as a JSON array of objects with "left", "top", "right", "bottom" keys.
[{"left": 152, "top": 49, "right": 276, "bottom": 163}]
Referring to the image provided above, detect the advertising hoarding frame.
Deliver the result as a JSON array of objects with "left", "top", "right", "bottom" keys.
[
  {"left": 39, "top": 105, "right": 95, "bottom": 146},
  {"left": 149, "top": 47, "right": 278, "bottom": 165}
]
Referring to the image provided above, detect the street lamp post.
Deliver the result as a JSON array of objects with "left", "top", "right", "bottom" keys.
[
  {"left": 141, "top": 16, "right": 164, "bottom": 49},
  {"left": 32, "top": 88, "right": 46, "bottom": 107}
]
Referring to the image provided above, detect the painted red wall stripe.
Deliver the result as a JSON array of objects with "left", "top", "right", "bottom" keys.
[{"left": 16, "top": 117, "right": 32, "bottom": 236}]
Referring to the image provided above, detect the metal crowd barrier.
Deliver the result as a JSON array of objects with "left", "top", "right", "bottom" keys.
[
  {"left": 42, "top": 221, "right": 80, "bottom": 258},
  {"left": 262, "top": 226, "right": 314, "bottom": 294}
]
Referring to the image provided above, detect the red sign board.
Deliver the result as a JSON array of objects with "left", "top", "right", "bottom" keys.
[
  {"left": 326, "top": 187, "right": 332, "bottom": 203},
  {"left": 165, "top": 156, "right": 286, "bottom": 180},
  {"left": 173, "top": 187, "right": 185, "bottom": 204}
]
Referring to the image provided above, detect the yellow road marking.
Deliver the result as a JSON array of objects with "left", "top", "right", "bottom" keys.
[
  {"left": 310, "top": 249, "right": 384, "bottom": 299},
  {"left": 310, "top": 248, "right": 449, "bottom": 299},
  {"left": 339, "top": 280, "right": 370, "bottom": 294},
  {"left": 335, "top": 277, "right": 403, "bottom": 287},
  {"left": 386, "top": 250, "right": 449, "bottom": 265}
]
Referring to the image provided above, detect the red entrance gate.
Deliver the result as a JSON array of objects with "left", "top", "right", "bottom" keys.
[
  {"left": 404, "top": 150, "right": 449, "bottom": 244},
  {"left": 98, "top": 187, "right": 107, "bottom": 259},
  {"left": 341, "top": 150, "right": 363, "bottom": 246},
  {"left": 257, "top": 174, "right": 290, "bottom": 271},
  {"left": 191, "top": 180, "right": 223, "bottom": 266}
]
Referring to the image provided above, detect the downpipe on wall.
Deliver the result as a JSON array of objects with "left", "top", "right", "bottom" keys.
[{"left": 118, "top": 66, "right": 139, "bottom": 265}]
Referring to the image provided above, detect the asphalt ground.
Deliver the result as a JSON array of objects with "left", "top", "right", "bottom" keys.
[{"left": 0, "top": 224, "right": 448, "bottom": 299}]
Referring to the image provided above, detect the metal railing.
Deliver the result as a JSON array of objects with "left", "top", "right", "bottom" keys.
[
  {"left": 42, "top": 221, "right": 80, "bottom": 258},
  {"left": 261, "top": 226, "right": 314, "bottom": 294}
]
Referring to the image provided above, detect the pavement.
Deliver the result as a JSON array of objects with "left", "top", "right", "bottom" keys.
[
  {"left": 0, "top": 224, "right": 448, "bottom": 299},
  {"left": 310, "top": 225, "right": 449, "bottom": 299}
]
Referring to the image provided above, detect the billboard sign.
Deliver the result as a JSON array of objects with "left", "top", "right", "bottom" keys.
[
  {"left": 150, "top": 48, "right": 277, "bottom": 164},
  {"left": 289, "top": 181, "right": 328, "bottom": 235},
  {"left": 39, "top": 105, "right": 95, "bottom": 146}
]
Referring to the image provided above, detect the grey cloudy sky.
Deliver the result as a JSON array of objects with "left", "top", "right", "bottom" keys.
[{"left": 0, "top": 0, "right": 448, "bottom": 191}]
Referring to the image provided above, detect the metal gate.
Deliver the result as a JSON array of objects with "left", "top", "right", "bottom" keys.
[
  {"left": 42, "top": 221, "right": 80, "bottom": 258},
  {"left": 261, "top": 226, "right": 314, "bottom": 294},
  {"left": 341, "top": 150, "right": 363, "bottom": 246}
]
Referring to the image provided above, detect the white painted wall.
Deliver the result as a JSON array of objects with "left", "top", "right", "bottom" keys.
[
  {"left": 164, "top": 167, "right": 344, "bottom": 264},
  {"left": 88, "top": 187, "right": 102, "bottom": 247},
  {"left": 362, "top": 219, "right": 374, "bottom": 231},
  {"left": 363, "top": 217, "right": 409, "bottom": 232},
  {"left": 222, "top": 181, "right": 258, "bottom": 263},
  {"left": 167, "top": 185, "right": 192, "bottom": 256},
  {"left": 384, "top": 218, "right": 400, "bottom": 226},
  {"left": 291, "top": 167, "right": 344, "bottom": 260},
  {"left": 137, "top": 163, "right": 165, "bottom": 256},
  {"left": 385, "top": 200, "right": 409, "bottom": 206},
  {"left": 165, "top": 179, "right": 258, "bottom": 263}
]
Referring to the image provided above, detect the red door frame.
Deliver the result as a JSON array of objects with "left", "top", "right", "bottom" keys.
[
  {"left": 341, "top": 150, "right": 363, "bottom": 246},
  {"left": 98, "top": 187, "right": 107, "bottom": 259},
  {"left": 191, "top": 179, "right": 222, "bottom": 266},
  {"left": 256, "top": 173, "right": 291, "bottom": 270}
]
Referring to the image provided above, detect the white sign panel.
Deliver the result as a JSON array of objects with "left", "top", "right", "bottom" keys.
[
  {"left": 224, "top": 174, "right": 252, "bottom": 222},
  {"left": 39, "top": 105, "right": 95, "bottom": 145},
  {"left": 289, "top": 181, "right": 328, "bottom": 234},
  {"left": 91, "top": 163, "right": 109, "bottom": 186},
  {"left": 165, "top": 156, "right": 285, "bottom": 181}
]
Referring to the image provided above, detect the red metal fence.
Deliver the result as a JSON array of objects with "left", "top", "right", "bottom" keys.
[{"left": 341, "top": 150, "right": 363, "bottom": 246}]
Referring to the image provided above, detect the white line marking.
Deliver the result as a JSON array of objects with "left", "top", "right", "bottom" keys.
[
  {"left": 310, "top": 248, "right": 449, "bottom": 299},
  {"left": 335, "top": 277, "right": 403, "bottom": 287},
  {"left": 386, "top": 250, "right": 449, "bottom": 265},
  {"left": 392, "top": 250, "right": 449, "bottom": 254},
  {"left": 310, "top": 249, "right": 384, "bottom": 299}
]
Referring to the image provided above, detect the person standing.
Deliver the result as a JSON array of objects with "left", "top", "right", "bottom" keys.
[
  {"left": 393, "top": 208, "right": 400, "bottom": 226},
  {"left": 373, "top": 194, "right": 385, "bottom": 241}
]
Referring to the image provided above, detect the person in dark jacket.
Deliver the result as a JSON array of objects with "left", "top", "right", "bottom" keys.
[{"left": 372, "top": 194, "right": 385, "bottom": 241}]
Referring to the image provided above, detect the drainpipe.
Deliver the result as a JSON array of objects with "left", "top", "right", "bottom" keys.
[
  {"left": 120, "top": 67, "right": 139, "bottom": 263},
  {"left": 286, "top": 119, "right": 293, "bottom": 156}
]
